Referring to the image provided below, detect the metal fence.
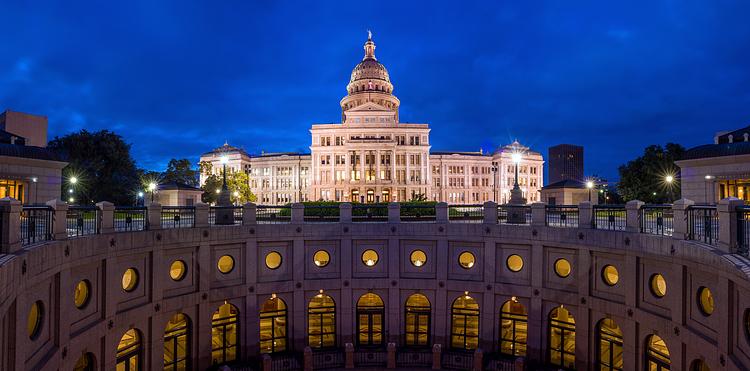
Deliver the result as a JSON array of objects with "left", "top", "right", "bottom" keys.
[
  {"left": 352, "top": 204, "right": 388, "bottom": 222},
  {"left": 687, "top": 205, "right": 719, "bottom": 245},
  {"left": 449, "top": 205, "right": 484, "bottom": 223},
  {"left": 640, "top": 205, "right": 674, "bottom": 236},
  {"left": 401, "top": 204, "right": 437, "bottom": 222},
  {"left": 21, "top": 206, "right": 53, "bottom": 245},
  {"left": 545, "top": 205, "right": 579, "bottom": 228},
  {"left": 303, "top": 205, "right": 340, "bottom": 223},
  {"left": 311, "top": 350, "right": 344, "bottom": 369},
  {"left": 66, "top": 206, "right": 100, "bottom": 237},
  {"left": 498, "top": 205, "right": 532, "bottom": 225},
  {"left": 269, "top": 353, "right": 302, "bottom": 371},
  {"left": 256, "top": 205, "right": 292, "bottom": 224},
  {"left": 354, "top": 350, "right": 387, "bottom": 367},
  {"left": 209, "top": 206, "right": 243, "bottom": 225},
  {"left": 161, "top": 206, "right": 195, "bottom": 228},
  {"left": 593, "top": 205, "right": 627, "bottom": 231},
  {"left": 114, "top": 207, "right": 148, "bottom": 232},
  {"left": 396, "top": 349, "right": 432, "bottom": 368},
  {"left": 442, "top": 350, "right": 474, "bottom": 370}
]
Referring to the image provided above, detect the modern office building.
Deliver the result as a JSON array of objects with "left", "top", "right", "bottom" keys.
[{"left": 548, "top": 144, "right": 583, "bottom": 184}]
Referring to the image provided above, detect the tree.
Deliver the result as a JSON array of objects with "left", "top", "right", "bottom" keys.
[
  {"left": 48, "top": 130, "right": 141, "bottom": 205},
  {"left": 161, "top": 158, "right": 198, "bottom": 186},
  {"left": 617, "top": 143, "right": 685, "bottom": 203},
  {"left": 201, "top": 171, "right": 256, "bottom": 204}
]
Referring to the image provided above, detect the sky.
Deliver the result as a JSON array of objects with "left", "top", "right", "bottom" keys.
[{"left": 2, "top": 1, "right": 749, "bottom": 181}]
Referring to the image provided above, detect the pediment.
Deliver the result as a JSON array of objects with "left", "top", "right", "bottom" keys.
[{"left": 346, "top": 101, "right": 390, "bottom": 113}]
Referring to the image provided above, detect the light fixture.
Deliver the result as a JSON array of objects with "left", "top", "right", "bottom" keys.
[
  {"left": 69, "top": 197, "right": 74, "bottom": 202},
  {"left": 31, "top": 177, "right": 37, "bottom": 183},
  {"left": 511, "top": 152, "right": 521, "bottom": 163},
  {"left": 665, "top": 175, "right": 674, "bottom": 183},
  {"left": 215, "top": 189, "right": 221, "bottom": 194},
  {"left": 233, "top": 191, "right": 239, "bottom": 197},
  {"left": 586, "top": 180, "right": 594, "bottom": 189},
  {"left": 220, "top": 155, "right": 229, "bottom": 164},
  {"left": 705, "top": 175, "right": 713, "bottom": 180},
  {"left": 148, "top": 182, "right": 156, "bottom": 191},
  {"left": 137, "top": 191, "right": 144, "bottom": 197},
  {"left": 70, "top": 176, "right": 78, "bottom": 184}
]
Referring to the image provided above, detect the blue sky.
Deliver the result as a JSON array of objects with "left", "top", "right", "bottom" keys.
[{"left": 2, "top": 1, "right": 749, "bottom": 181}]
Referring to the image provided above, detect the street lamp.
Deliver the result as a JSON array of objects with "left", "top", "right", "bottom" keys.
[
  {"left": 148, "top": 182, "right": 157, "bottom": 203},
  {"left": 586, "top": 180, "right": 594, "bottom": 202},
  {"left": 665, "top": 175, "right": 675, "bottom": 202},
  {"left": 704, "top": 175, "right": 715, "bottom": 204},
  {"left": 31, "top": 177, "right": 38, "bottom": 204},
  {"left": 137, "top": 191, "right": 144, "bottom": 206}
]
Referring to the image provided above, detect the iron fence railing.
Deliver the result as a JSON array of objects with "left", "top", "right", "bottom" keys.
[
  {"left": 396, "top": 349, "right": 432, "bottom": 368},
  {"left": 442, "top": 350, "right": 474, "bottom": 370},
  {"left": 449, "top": 204, "right": 484, "bottom": 223},
  {"left": 66, "top": 206, "right": 100, "bottom": 237},
  {"left": 593, "top": 205, "right": 627, "bottom": 231},
  {"left": 161, "top": 206, "right": 195, "bottom": 228},
  {"left": 256, "top": 205, "right": 292, "bottom": 224},
  {"left": 400, "top": 204, "right": 437, "bottom": 222},
  {"left": 269, "top": 353, "right": 303, "bottom": 371},
  {"left": 640, "top": 205, "right": 674, "bottom": 236},
  {"left": 114, "top": 207, "right": 148, "bottom": 232},
  {"left": 21, "top": 206, "right": 53, "bottom": 245},
  {"left": 498, "top": 205, "right": 532, "bottom": 225},
  {"left": 209, "top": 206, "right": 243, "bottom": 225},
  {"left": 354, "top": 350, "right": 387, "bottom": 367},
  {"left": 687, "top": 205, "right": 719, "bottom": 245},
  {"left": 484, "top": 353, "right": 516, "bottom": 371},
  {"left": 303, "top": 205, "right": 340, "bottom": 223},
  {"left": 352, "top": 204, "right": 388, "bottom": 222},
  {"left": 311, "top": 350, "right": 344, "bottom": 369},
  {"left": 545, "top": 205, "right": 579, "bottom": 228},
  {"left": 738, "top": 206, "right": 750, "bottom": 256}
]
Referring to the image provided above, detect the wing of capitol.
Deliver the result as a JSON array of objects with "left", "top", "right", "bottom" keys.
[{"left": 199, "top": 34, "right": 543, "bottom": 205}]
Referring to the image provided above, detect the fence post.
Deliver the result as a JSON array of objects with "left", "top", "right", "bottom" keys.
[
  {"left": 262, "top": 353, "right": 272, "bottom": 371},
  {"left": 483, "top": 201, "right": 497, "bottom": 224},
  {"left": 194, "top": 203, "right": 209, "bottom": 228},
  {"left": 625, "top": 200, "right": 644, "bottom": 233},
  {"left": 672, "top": 198, "right": 694, "bottom": 240},
  {"left": 345, "top": 342, "right": 355, "bottom": 368},
  {"left": 472, "top": 348, "right": 483, "bottom": 371},
  {"left": 431, "top": 344, "right": 442, "bottom": 370},
  {"left": 531, "top": 202, "right": 546, "bottom": 227},
  {"left": 46, "top": 199, "right": 68, "bottom": 240},
  {"left": 147, "top": 202, "right": 162, "bottom": 230},
  {"left": 243, "top": 202, "right": 257, "bottom": 225},
  {"left": 718, "top": 197, "right": 743, "bottom": 253},
  {"left": 303, "top": 346, "right": 313, "bottom": 371},
  {"left": 0, "top": 197, "right": 22, "bottom": 253},
  {"left": 96, "top": 201, "right": 114, "bottom": 234},
  {"left": 436, "top": 202, "right": 449, "bottom": 223},
  {"left": 579, "top": 201, "right": 593, "bottom": 229},
  {"left": 388, "top": 202, "right": 400, "bottom": 223},
  {"left": 340, "top": 203, "right": 352, "bottom": 223},
  {"left": 387, "top": 342, "right": 396, "bottom": 368},
  {"left": 292, "top": 203, "right": 304, "bottom": 224}
]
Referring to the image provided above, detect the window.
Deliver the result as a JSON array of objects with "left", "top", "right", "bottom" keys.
[
  {"left": 217, "top": 255, "right": 235, "bottom": 274},
  {"left": 265, "top": 251, "right": 282, "bottom": 270},
  {"left": 602, "top": 265, "right": 619, "bottom": 286},
  {"left": 169, "top": 260, "right": 187, "bottom": 281},
  {"left": 212, "top": 303, "right": 239, "bottom": 364},
  {"left": 314, "top": 250, "right": 330, "bottom": 267},
  {"left": 308, "top": 293, "right": 336, "bottom": 348},
  {"left": 645, "top": 334, "right": 670, "bottom": 370},
  {"left": 117, "top": 329, "right": 142, "bottom": 371},
  {"left": 260, "top": 296, "right": 288, "bottom": 354},
  {"left": 122, "top": 268, "right": 139, "bottom": 292},
  {"left": 74, "top": 280, "right": 91, "bottom": 309},
  {"left": 548, "top": 306, "right": 575, "bottom": 369},
  {"left": 458, "top": 251, "right": 475, "bottom": 269},
  {"left": 697, "top": 287, "right": 714, "bottom": 316},
  {"left": 27, "top": 301, "right": 43, "bottom": 339},
  {"left": 410, "top": 250, "right": 427, "bottom": 267},
  {"left": 500, "top": 299, "right": 527, "bottom": 356},
  {"left": 357, "top": 293, "right": 385, "bottom": 347},
  {"left": 596, "top": 318, "right": 623, "bottom": 371},
  {"left": 164, "top": 313, "right": 190, "bottom": 370},
  {"left": 650, "top": 273, "right": 667, "bottom": 297},
  {"left": 73, "top": 353, "right": 95, "bottom": 371},
  {"left": 362, "top": 249, "right": 379, "bottom": 266},
  {"left": 405, "top": 294, "right": 431, "bottom": 347},
  {"left": 554, "top": 258, "right": 571, "bottom": 278},
  {"left": 690, "top": 360, "right": 710, "bottom": 371},
  {"left": 506, "top": 255, "right": 524, "bottom": 272},
  {"left": 451, "top": 294, "right": 479, "bottom": 350}
]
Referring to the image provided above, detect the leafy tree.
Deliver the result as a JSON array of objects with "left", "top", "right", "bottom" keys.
[
  {"left": 617, "top": 143, "right": 685, "bottom": 203},
  {"left": 48, "top": 130, "right": 140, "bottom": 205},
  {"left": 161, "top": 158, "right": 198, "bottom": 186},
  {"left": 201, "top": 171, "right": 256, "bottom": 204}
]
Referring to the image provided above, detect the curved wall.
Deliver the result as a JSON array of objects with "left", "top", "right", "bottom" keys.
[{"left": 2, "top": 221, "right": 750, "bottom": 370}]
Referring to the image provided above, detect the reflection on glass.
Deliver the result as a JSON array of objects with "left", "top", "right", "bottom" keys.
[
  {"left": 74, "top": 280, "right": 90, "bottom": 308},
  {"left": 450, "top": 294, "right": 479, "bottom": 350},
  {"left": 646, "top": 334, "right": 670, "bottom": 370},
  {"left": 357, "top": 293, "right": 385, "bottom": 346},
  {"left": 212, "top": 303, "right": 239, "bottom": 365},
  {"left": 597, "top": 318, "right": 623, "bottom": 371},
  {"left": 651, "top": 274, "right": 667, "bottom": 297},
  {"left": 308, "top": 294, "right": 336, "bottom": 348},
  {"left": 698, "top": 287, "right": 714, "bottom": 315},
  {"left": 362, "top": 249, "right": 379, "bottom": 267},
  {"left": 602, "top": 265, "right": 619, "bottom": 286},
  {"left": 170, "top": 260, "right": 187, "bottom": 281},
  {"left": 410, "top": 250, "right": 427, "bottom": 267},
  {"left": 549, "top": 306, "right": 575, "bottom": 369},
  {"left": 313, "top": 250, "right": 330, "bottom": 267},
  {"left": 458, "top": 252, "right": 475, "bottom": 269},
  {"left": 122, "top": 268, "right": 138, "bottom": 292},
  {"left": 164, "top": 313, "right": 190, "bottom": 371},
  {"left": 116, "top": 329, "right": 141, "bottom": 371},
  {"left": 73, "top": 352, "right": 95, "bottom": 371},
  {"left": 260, "top": 296, "right": 287, "bottom": 353},
  {"left": 500, "top": 299, "right": 527, "bottom": 356},
  {"left": 405, "top": 293, "right": 431, "bottom": 347}
]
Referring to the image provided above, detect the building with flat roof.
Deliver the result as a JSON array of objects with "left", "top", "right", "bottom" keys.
[{"left": 548, "top": 144, "right": 583, "bottom": 184}]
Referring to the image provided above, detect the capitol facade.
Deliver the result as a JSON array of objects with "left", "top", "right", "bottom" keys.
[{"left": 200, "top": 35, "right": 544, "bottom": 205}]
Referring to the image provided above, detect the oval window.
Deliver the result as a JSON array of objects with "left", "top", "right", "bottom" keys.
[
  {"left": 410, "top": 250, "right": 427, "bottom": 267},
  {"left": 697, "top": 287, "right": 714, "bottom": 316},
  {"left": 27, "top": 301, "right": 43, "bottom": 339},
  {"left": 313, "top": 250, "right": 330, "bottom": 267},
  {"left": 650, "top": 273, "right": 667, "bottom": 297},
  {"left": 217, "top": 255, "right": 235, "bottom": 274},
  {"left": 122, "top": 268, "right": 139, "bottom": 292},
  {"left": 554, "top": 258, "right": 571, "bottom": 278},
  {"left": 170, "top": 260, "right": 187, "bottom": 281},
  {"left": 458, "top": 251, "right": 475, "bottom": 269},
  {"left": 362, "top": 249, "right": 379, "bottom": 267},
  {"left": 265, "top": 251, "right": 283, "bottom": 269},
  {"left": 602, "top": 265, "right": 619, "bottom": 286},
  {"left": 74, "top": 280, "right": 91, "bottom": 309},
  {"left": 506, "top": 254, "right": 524, "bottom": 272}
]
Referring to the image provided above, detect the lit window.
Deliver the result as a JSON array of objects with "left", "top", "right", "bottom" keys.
[
  {"left": 450, "top": 294, "right": 479, "bottom": 350},
  {"left": 122, "top": 268, "right": 139, "bottom": 292},
  {"left": 548, "top": 306, "right": 575, "bottom": 368},
  {"left": 27, "top": 301, "right": 43, "bottom": 339},
  {"left": 458, "top": 251, "right": 475, "bottom": 269},
  {"left": 410, "top": 250, "right": 427, "bottom": 267},
  {"left": 596, "top": 318, "right": 623, "bottom": 370},
  {"left": 308, "top": 293, "right": 336, "bottom": 348},
  {"left": 164, "top": 313, "right": 190, "bottom": 370},
  {"left": 265, "top": 251, "right": 282, "bottom": 270},
  {"left": 74, "top": 280, "right": 91, "bottom": 309},
  {"left": 117, "top": 329, "right": 142, "bottom": 370},
  {"left": 506, "top": 255, "right": 524, "bottom": 272},
  {"left": 500, "top": 299, "right": 527, "bottom": 356},
  {"left": 405, "top": 294, "right": 431, "bottom": 347},
  {"left": 697, "top": 287, "right": 714, "bottom": 316},
  {"left": 554, "top": 258, "right": 571, "bottom": 278},
  {"left": 169, "top": 260, "right": 187, "bottom": 281},
  {"left": 645, "top": 334, "right": 670, "bottom": 370},
  {"left": 602, "top": 265, "right": 619, "bottom": 286},
  {"left": 260, "top": 296, "right": 288, "bottom": 354},
  {"left": 73, "top": 353, "right": 95, "bottom": 371},
  {"left": 357, "top": 293, "right": 385, "bottom": 346},
  {"left": 362, "top": 249, "right": 379, "bottom": 267},
  {"left": 690, "top": 359, "right": 710, "bottom": 371},
  {"left": 650, "top": 274, "right": 667, "bottom": 298},
  {"left": 212, "top": 303, "right": 239, "bottom": 364},
  {"left": 313, "top": 250, "right": 330, "bottom": 267},
  {"left": 217, "top": 255, "right": 235, "bottom": 274}
]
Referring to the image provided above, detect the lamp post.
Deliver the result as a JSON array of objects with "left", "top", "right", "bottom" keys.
[
  {"left": 148, "top": 182, "right": 157, "bottom": 204},
  {"left": 665, "top": 175, "right": 674, "bottom": 202},
  {"left": 507, "top": 152, "right": 526, "bottom": 224},
  {"left": 586, "top": 180, "right": 594, "bottom": 202},
  {"left": 704, "top": 175, "right": 714, "bottom": 204},
  {"left": 491, "top": 162, "right": 498, "bottom": 203},
  {"left": 31, "top": 177, "right": 38, "bottom": 204},
  {"left": 137, "top": 191, "right": 144, "bottom": 206},
  {"left": 68, "top": 176, "right": 78, "bottom": 205},
  {"left": 215, "top": 154, "right": 234, "bottom": 225}
]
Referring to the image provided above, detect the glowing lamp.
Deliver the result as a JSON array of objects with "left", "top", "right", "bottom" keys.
[
  {"left": 586, "top": 181, "right": 594, "bottom": 189},
  {"left": 511, "top": 152, "right": 522, "bottom": 164}
]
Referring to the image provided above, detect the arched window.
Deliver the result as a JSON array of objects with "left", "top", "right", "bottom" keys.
[
  {"left": 405, "top": 293, "right": 431, "bottom": 347},
  {"left": 212, "top": 303, "right": 239, "bottom": 365},
  {"left": 597, "top": 318, "right": 623, "bottom": 370},
  {"left": 500, "top": 299, "right": 527, "bottom": 356},
  {"left": 164, "top": 313, "right": 190, "bottom": 370},
  {"left": 73, "top": 352, "right": 95, "bottom": 371},
  {"left": 357, "top": 293, "right": 385, "bottom": 347},
  {"left": 450, "top": 294, "right": 480, "bottom": 350},
  {"left": 690, "top": 359, "right": 710, "bottom": 371},
  {"left": 645, "top": 334, "right": 670, "bottom": 370},
  {"left": 116, "top": 329, "right": 142, "bottom": 371},
  {"left": 260, "top": 296, "right": 288, "bottom": 354},
  {"left": 549, "top": 306, "right": 575, "bottom": 369},
  {"left": 308, "top": 293, "right": 336, "bottom": 349}
]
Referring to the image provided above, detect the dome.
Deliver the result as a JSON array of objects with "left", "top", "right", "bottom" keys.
[{"left": 345, "top": 33, "right": 394, "bottom": 95}]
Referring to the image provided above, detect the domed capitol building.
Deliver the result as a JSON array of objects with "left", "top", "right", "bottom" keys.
[
  {"left": 1, "top": 35, "right": 749, "bottom": 371},
  {"left": 199, "top": 34, "right": 544, "bottom": 205}
]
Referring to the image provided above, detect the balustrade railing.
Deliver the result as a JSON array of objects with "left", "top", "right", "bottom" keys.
[
  {"left": 442, "top": 350, "right": 474, "bottom": 370},
  {"left": 303, "top": 204, "right": 340, "bottom": 223},
  {"left": 114, "top": 206, "right": 147, "bottom": 231},
  {"left": 209, "top": 206, "right": 243, "bottom": 225},
  {"left": 352, "top": 204, "right": 388, "bottom": 222},
  {"left": 21, "top": 206, "right": 53, "bottom": 245},
  {"left": 256, "top": 205, "right": 292, "bottom": 224},
  {"left": 401, "top": 203, "right": 437, "bottom": 222},
  {"left": 640, "top": 205, "right": 674, "bottom": 236},
  {"left": 738, "top": 206, "right": 750, "bottom": 256},
  {"left": 687, "top": 205, "right": 719, "bottom": 245},
  {"left": 66, "top": 206, "right": 100, "bottom": 237},
  {"left": 545, "top": 205, "right": 579, "bottom": 228},
  {"left": 269, "top": 353, "right": 302, "bottom": 371},
  {"left": 311, "top": 349, "right": 344, "bottom": 369},
  {"left": 449, "top": 204, "right": 484, "bottom": 223},
  {"left": 161, "top": 206, "right": 195, "bottom": 228},
  {"left": 354, "top": 349, "right": 387, "bottom": 367},
  {"left": 593, "top": 205, "right": 627, "bottom": 231},
  {"left": 498, "top": 205, "right": 532, "bottom": 225}
]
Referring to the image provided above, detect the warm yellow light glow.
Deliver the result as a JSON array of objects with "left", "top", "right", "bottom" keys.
[
  {"left": 70, "top": 176, "right": 78, "bottom": 184},
  {"left": 220, "top": 155, "right": 229, "bottom": 164},
  {"left": 665, "top": 175, "right": 674, "bottom": 183},
  {"left": 586, "top": 180, "right": 594, "bottom": 189},
  {"left": 233, "top": 191, "right": 239, "bottom": 197},
  {"left": 215, "top": 189, "right": 221, "bottom": 194},
  {"left": 511, "top": 152, "right": 522, "bottom": 163},
  {"left": 148, "top": 182, "right": 156, "bottom": 191},
  {"left": 313, "top": 250, "right": 330, "bottom": 267}
]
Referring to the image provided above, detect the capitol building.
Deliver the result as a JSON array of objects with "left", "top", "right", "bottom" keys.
[{"left": 200, "top": 34, "right": 544, "bottom": 205}]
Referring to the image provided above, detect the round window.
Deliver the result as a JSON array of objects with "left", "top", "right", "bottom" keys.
[
  {"left": 458, "top": 251, "right": 475, "bottom": 269},
  {"left": 313, "top": 250, "right": 330, "bottom": 267},
  {"left": 27, "top": 301, "right": 43, "bottom": 339},
  {"left": 650, "top": 273, "right": 667, "bottom": 297},
  {"left": 362, "top": 249, "right": 379, "bottom": 266},
  {"left": 74, "top": 280, "right": 91, "bottom": 309},
  {"left": 217, "top": 255, "right": 235, "bottom": 274},
  {"left": 602, "top": 265, "right": 619, "bottom": 286},
  {"left": 554, "top": 258, "right": 572, "bottom": 278},
  {"left": 169, "top": 260, "right": 187, "bottom": 281},
  {"left": 122, "top": 268, "right": 139, "bottom": 292},
  {"left": 265, "top": 251, "right": 283, "bottom": 269},
  {"left": 697, "top": 287, "right": 714, "bottom": 316},
  {"left": 506, "top": 254, "right": 524, "bottom": 272},
  {"left": 410, "top": 250, "right": 427, "bottom": 267}
]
